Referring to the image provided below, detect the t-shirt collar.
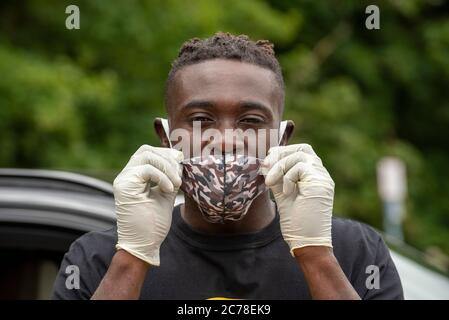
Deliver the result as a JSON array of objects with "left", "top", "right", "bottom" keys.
[{"left": 171, "top": 204, "right": 281, "bottom": 251}]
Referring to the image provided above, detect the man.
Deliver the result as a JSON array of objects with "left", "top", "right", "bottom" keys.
[{"left": 52, "top": 33, "right": 403, "bottom": 300}]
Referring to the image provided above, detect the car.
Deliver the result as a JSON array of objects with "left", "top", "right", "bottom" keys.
[
  {"left": 0, "top": 169, "right": 115, "bottom": 299},
  {"left": 0, "top": 169, "right": 448, "bottom": 299}
]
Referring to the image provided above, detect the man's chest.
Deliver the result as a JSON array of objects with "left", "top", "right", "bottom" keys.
[{"left": 138, "top": 241, "right": 311, "bottom": 299}]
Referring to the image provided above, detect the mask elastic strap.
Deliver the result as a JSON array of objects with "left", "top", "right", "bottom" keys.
[
  {"left": 278, "top": 120, "right": 287, "bottom": 145},
  {"left": 160, "top": 118, "right": 173, "bottom": 148}
]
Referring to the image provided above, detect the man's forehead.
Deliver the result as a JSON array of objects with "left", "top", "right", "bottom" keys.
[
  {"left": 169, "top": 59, "right": 282, "bottom": 112},
  {"left": 178, "top": 59, "right": 275, "bottom": 85}
]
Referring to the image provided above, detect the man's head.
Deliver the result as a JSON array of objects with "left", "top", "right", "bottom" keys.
[{"left": 155, "top": 32, "right": 294, "bottom": 154}]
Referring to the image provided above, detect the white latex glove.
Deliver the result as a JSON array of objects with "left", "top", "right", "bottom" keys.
[
  {"left": 114, "top": 145, "right": 183, "bottom": 266},
  {"left": 263, "top": 144, "right": 335, "bottom": 255}
]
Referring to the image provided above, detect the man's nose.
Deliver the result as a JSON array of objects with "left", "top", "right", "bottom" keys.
[{"left": 205, "top": 122, "right": 245, "bottom": 155}]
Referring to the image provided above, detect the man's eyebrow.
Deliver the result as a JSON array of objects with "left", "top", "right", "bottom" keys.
[
  {"left": 238, "top": 100, "right": 273, "bottom": 115},
  {"left": 182, "top": 100, "right": 214, "bottom": 110},
  {"left": 180, "top": 99, "right": 274, "bottom": 116}
]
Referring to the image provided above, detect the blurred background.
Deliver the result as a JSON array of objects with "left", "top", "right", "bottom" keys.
[{"left": 0, "top": 0, "right": 448, "bottom": 298}]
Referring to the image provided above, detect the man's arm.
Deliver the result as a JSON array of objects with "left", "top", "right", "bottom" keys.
[
  {"left": 92, "top": 250, "right": 149, "bottom": 300},
  {"left": 264, "top": 144, "right": 360, "bottom": 299},
  {"left": 51, "top": 145, "right": 183, "bottom": 300},
  {"left": 90, "top": 145, "right": 183, "bottom": 299},
  {"left": 294, "top": 247, "right": 360, "bottom": 300}
]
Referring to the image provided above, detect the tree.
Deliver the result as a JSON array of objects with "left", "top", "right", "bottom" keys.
[{"left": 0, "top": 0, "right": 448, "bottom": 267}]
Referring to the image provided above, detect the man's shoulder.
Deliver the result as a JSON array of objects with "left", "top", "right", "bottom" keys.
[
  {"left": 52, "top": 227, "right": 118, "bottom": 299},
  {"left": 332, "top": 216, "right": 381, "bottom": 240},
  {"left": 331, "top": 216, "right": 384, "bottom": 259},
  {"left": 67, "top": 226, "right": 118, "bottom": 260},
  {"left": 75, "top": 226, "right": 117, "bottom": 244},
  {"left": 330, "top": 217, "right": 403, "bottom": 299}
]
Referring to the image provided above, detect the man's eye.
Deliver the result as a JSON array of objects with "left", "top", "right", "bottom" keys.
[
  {"left": 240, "top": 118, "right": 263, "bottom": 124},
  {"left": 191, "top": 117, "right": 213, "bottom": 122}
]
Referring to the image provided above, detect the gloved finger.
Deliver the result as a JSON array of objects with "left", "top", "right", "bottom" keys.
[
  {"left": 145, "top": 151, "right": 182, "bottom": 189},
  {"left": 312, "top": 161, "right": 333, "bottom": 181},
  {"left": 264, "top": 144, "right": 315, "bottom": 168},
  {"left": 132, "top": 145, "right": 184, "bottom": 165},
  {"left": 149, "top": 147, "right": 184, "bottom": 179},
  {"left": 128, "top": 151, "right": 182, "bottom": 188},
  {"left": 154, "top": 147, "right": 184, "bottom": 164},
  {"left": 136, "top": 164, "right": 175, "bottom": 193},
  {"left": 134, "top": 144, "right": 153, "bottom": 155},
  {"left": 127, "top": 149, "right": 177, "bottom": 169},
  {"left": 265, "top": 152, "right": 310, "bottom": 187},
  {"left": 283, "top": 162, "right": 310, "bottom": 195},
  {"left": 262, "top": 149, "right": 289, "bottom": 173},
  {"left": 295, "top": 144, "right": 318, "bottom": 157},
  {"left": 126, "top": 145, "right": 183, "bottom": 170}
]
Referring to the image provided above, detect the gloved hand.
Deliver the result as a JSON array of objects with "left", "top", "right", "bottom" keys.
[
  {"left": 263, "top": 144, "right": 335, "bottom": 255},
  {"left": 114, "top": 145, "right": 183, "bottom": 266}
]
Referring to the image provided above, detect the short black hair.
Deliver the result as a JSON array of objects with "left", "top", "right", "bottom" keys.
[{"left": 165, "top": 32, "right": 285, "bottom": 109}]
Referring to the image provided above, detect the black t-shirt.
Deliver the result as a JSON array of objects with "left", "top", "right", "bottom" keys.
[{"left": 52, "top": 205, "right": 403, "bottom": 299}]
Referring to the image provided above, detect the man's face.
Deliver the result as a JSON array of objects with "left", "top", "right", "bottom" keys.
[{"left": 165, "top": 59, "right": 284, "bottom": 158}]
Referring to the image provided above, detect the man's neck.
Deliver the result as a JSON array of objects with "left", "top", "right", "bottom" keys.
[{"left": 180, "top": 192, "right": 276, "bottom": 235}]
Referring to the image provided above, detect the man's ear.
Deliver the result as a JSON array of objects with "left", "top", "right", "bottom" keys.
[
  {"left": 154, "top": 117, "right": 170, "bottom": 147},
  {"left": 280, "top": 120, "right": 295, "bottom": 146}
]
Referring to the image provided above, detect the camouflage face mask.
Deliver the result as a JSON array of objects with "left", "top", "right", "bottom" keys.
[
  {"left": 159, "top": 118, "right": 288, "bottom": 224},
  {"left": 180, "top": 154, "right": 267, "bottom": 223}
]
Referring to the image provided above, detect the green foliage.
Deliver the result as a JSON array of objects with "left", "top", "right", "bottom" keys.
[{"left": 0, "top": 0, "right": 448, "bottom": 261}]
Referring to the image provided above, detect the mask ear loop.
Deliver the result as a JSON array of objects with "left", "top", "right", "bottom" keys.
[
  {"left": 278, "top": 120, "right": 287, "bottom": 145},
  {"left": 160, "top": 118, "right": 173, "bottom": 148}
]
